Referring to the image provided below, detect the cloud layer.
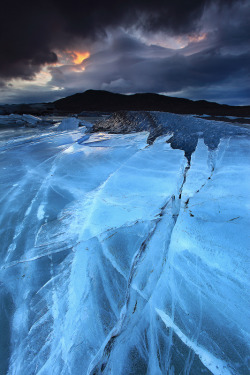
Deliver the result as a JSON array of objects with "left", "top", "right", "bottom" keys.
[{"left": 1, "top": 0, "right": 249, "bottom": 104}]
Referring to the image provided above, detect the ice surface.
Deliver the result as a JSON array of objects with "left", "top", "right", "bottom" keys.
[{"left": 0, "top": 112, "right": 249, "bottom": 375}]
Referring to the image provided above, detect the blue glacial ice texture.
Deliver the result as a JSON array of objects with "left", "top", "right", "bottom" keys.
[{"left": 0, "top": 115, "right": 249, "bottom": 375}]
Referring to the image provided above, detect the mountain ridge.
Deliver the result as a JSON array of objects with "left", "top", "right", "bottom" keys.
[
  {"left": 1, "top": 90, "right": 249, "bottom": 117},
  {"left": 53, "top": 90, "right": 250, "bottom": 117}
]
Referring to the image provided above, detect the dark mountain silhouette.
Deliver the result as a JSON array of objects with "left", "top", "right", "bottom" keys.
[
  {"left": 53, "top": 90, "right": 250, "bottom": 117},
  {"left": 1, "top": 90, "right": 249, "bottom": 117}
]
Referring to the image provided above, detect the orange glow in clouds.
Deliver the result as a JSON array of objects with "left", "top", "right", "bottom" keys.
[
  {"left": 188, "top": 33, "right": 207, "bottom": 43},
  {"left": 51, "top": 50, "right": 90, "bottom": 72},
  {"left": 72, "top": 51, "right": 90, "bottom": 64}
]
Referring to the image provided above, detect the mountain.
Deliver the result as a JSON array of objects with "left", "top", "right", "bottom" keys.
[
  {"left": 53, "top": 90, "right": 250, "bottom": 117},
  {"left": 1, "top": 90, "right": 249, "bottom": 117}
]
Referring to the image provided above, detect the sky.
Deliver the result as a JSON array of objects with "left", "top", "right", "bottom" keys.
[{"left": 0, "top": 0, "right": 249, "bottom": 105}]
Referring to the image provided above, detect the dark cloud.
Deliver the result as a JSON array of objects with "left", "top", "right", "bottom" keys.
[
  {"left": 34, "top": 29, "right": 246, "bottom": 105},
  {"left": 0, "top": 0, "right": 249, "bottom": 105},
  {"left": 175, "top": 81, "right": 250, "bottom": 106},
  {"left": 0, "top": 0, "right": 244, "bottom": 81}
]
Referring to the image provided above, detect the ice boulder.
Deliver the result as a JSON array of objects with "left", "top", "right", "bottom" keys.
[
  {"left": 22, "top": 114, "right": 42, "bottom": 126},
  {"left": 0, "top": 114, "right": 26, "bottom": 126},
  {"left": 57, "top": 117, "right": 81, "bottom": 130},
  {"left": 0, "top": 114, "right": 43, "bottom": 127}
]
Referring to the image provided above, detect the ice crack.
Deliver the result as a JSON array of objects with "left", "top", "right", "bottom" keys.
[{"left": 87, "top": 159, "right": 191, "bottom": 374}]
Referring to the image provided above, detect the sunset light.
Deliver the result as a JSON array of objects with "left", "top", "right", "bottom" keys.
[
  {"left": 188, "top": 33, "right": 207, "bottom": 43},
  {"left": 72, "top": 51, "right": 90, "bottom": 64}
]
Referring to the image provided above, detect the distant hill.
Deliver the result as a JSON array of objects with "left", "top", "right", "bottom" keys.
[
  {"left": 0, "top": 90, "right": 249, "bottom": 117},
  {"left": 53, "top": 90, "right": 250, "bottom": 117}
]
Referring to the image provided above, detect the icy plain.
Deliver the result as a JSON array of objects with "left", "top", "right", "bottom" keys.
[{"left": 0, "top": 112, "right": 249, "bottom": 375}]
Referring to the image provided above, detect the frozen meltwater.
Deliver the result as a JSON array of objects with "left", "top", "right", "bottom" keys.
[{"left": 0, "top": 112, "right": 249, "bottom": 375}]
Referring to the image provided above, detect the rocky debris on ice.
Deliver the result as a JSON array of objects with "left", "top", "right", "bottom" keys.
[{"left": 94, "top": 110, "right": 248, "bottom": 161}]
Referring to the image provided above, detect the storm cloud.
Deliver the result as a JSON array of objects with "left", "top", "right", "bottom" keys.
[
  {"left": 0, "top": 0, "right": 249, "bottom": 104},
  {"left": 45, "top": 30, "right": 249, "bottom": 103}
]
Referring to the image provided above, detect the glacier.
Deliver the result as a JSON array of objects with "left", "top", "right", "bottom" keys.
[{"left": 0, "top": 112, "right": 249, "bottom": 375}]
